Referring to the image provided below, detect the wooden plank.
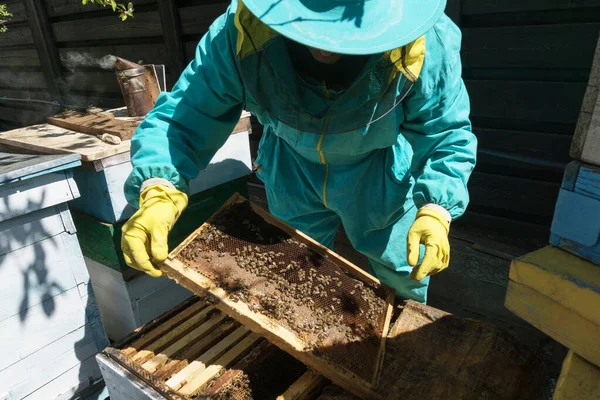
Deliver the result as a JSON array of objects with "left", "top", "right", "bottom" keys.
[
  {"left": 0, "top": 232, "right": 86, "bottom": 322},
  {"left": 0, "top": 286, "right": 87, "bottom": 372},
  {"left": 277, "top": 370, "right": 329, "bottom": 400},
  {"left": 468, "top": 172, "right": 560, "bottom": 219},
  {"left": 554, "top": 350, "right": 600, "bottom": 400},
  {"left": 510, "top": 246, "right": 600, "bottom": 327},
  {"left": 572, "top": 33, "right": 600, "bottom": 165},
  {"left": 179, "top": 3, "right": 228, "bottom": 36},
  {"left": 0, "top": 70, "right": 47, "bottom": 89},
  {"left": 120, "top": 300, "right": 209, "bottom": 356},
  {"left": 467, "top": 80, "right": 587, "bottom": 126},
  {"left": 462, "top": 24, "right": 599, "bottom": 70},
  {"left": 0, "top": 48, "right": 40, "bottom": 67},
  {"left": 0, "top": 88, "right": 53, "bottom": 102},
  {"left": 0, "top": 170, "right": 78, "bottom": 222},
  {"left": 506, "top": 279, "right": 600, "bottom": 368},
  {"left": 157, "top": 0, "right": 185, "bottom": 76},
  {"left": 132, "top": 305, "right": 217, "bottom": 364},
  {"left": 0, "top": 325, "right": 91, "bottom": 393},
  {"left": 0, "top": 204, "right": 68, "bottom": 257},
  {"left": 165, "top": 325, "right": 249, "bottom": 390},
  {"left": 187, "top": 131, "right": 252, "bottom": 195},
  {"left": 462, "top": 0, "right": 600, "bottom": 15},
  {"left": 378, "top": 300, "right": 544, "bottom": 399},
  {"left": 0, "top": 123, "right": 131, "bottom": 162},
  {"left": 0, "top": 25, "right": 33, "bottom": 47},
  {"left": 5, "top": 328, "right": 100, "bottom": 399},
  {"left": 85, "top": 257, "right": 150, "bottom": 341},
  {"left": 0, "top": 105, "right": 55, "bottom": 127},
  {"left": 445, "top": 0, "right": 461, "bottom": 26},
  {"left": 135, "top": 280, "right": 193, "bottom": 327},
  {"left": 22, "top": 354, "right": 101, "bottom": 400},
  {"left": 141, "top": 312, "right": 227, "bottom": 373},
  {"left": 45, "top": 0, "right": 155, "bottom": 17},
  {"left": 23, "top": 0, "right": 63, "bottom": 97},
  {"left": 164, "top": 194, "right": 392, "bottom": 399},
  {"left": 52, "top": 11, "right": 162, "bottom": 42},
  {"left": 178, "top": 332, "right": 262, "bottom": 395},
  {"left": 4, "top": 0, "right": 27, "bottom": 23},
  {"left": 0, "top": 152, "right": 79, "bottom": 184},
  {"left": 507, "top": 246, "right": 600, "bottom": 366},
  {"left": 48, "top": 110, "right": 140, "bottom": 140},
  {"left": 153, "top": 319, "right": 239, "bottom": 380},
  {"left": 475, "top": 127, "right": 572, "bottom": 164},
  {"left": 96, "top": 353, "right": 167, "bottom": 400},
  {"left": 551, "top": 164, "right": 600, "bottom": 264}
]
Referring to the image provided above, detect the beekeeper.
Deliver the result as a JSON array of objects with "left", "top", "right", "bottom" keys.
[{"left": 121, "top": 0, "right": 477, "bottom": 303}]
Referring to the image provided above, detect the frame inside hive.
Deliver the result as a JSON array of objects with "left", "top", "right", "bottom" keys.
[
  {"left": 103, "top": 296, "right": 310, "bottom": 399},
  {"left": 163, "top": 194, "right": 395, "bottom": 399}
]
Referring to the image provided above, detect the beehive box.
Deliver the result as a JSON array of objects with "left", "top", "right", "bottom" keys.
[
  {"left": 571, "top": 33, "right": 600, "bottom": 166},
  {"left": 69, "top": 112, "right": 253, "bottom": 224},
  {"left": 0, "top": 152, "right": 109, "bottom": 399},
  {"left": 550, "top": 161, "right": 600, "bottom": 264},
  {"left": 73, "top": 179, "right": 247, "bottom": 341},
  {"left": 505, "top": 246, "right": 600, "bottom": 368},
  {"left": 162, "top": 194, "right": 395, "bottom": 399},
  {"left": 97, "top": 296, "right": 322, "bottom": 400},
  {"left": 98, "top": 295, "right": 546, "bottom": 400}
]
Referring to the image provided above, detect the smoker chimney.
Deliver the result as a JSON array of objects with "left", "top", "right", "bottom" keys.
[{"left": 114, "top": 56, "right": 160, "bottom": 117}]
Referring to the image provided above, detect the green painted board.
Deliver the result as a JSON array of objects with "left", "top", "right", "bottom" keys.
[{"left": 73, "top": 178, "right": 248, "bottom": 272}]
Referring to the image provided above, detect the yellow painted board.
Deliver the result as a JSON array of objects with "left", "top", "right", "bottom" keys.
[
  {"left": 510, "top": 246, "right": 600, "bottom": 327},
  {"left": 505, "top": 280, "right": 600, "bottom": 367},
  {"left": 554, "top": 350, "right": 600, "bottom": 400}
]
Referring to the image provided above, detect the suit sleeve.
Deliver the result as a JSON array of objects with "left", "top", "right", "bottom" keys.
[
  {"left": 400, "top": 16, "right": 477, "bottom": 220},
  {"left": 124, "top": 5, "right": 244, "bottom": 206}
]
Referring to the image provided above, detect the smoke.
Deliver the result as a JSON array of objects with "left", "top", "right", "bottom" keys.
[{"left": 61, "top": 52, "right": 117, "bottom": 72}]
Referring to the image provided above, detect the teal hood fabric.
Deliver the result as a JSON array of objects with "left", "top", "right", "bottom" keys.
[
  {"left": 242, "top": 0, "right": 446, "bottom": 55},
  {"left": 124, "top": 1, "right": 476, "bottom": 301}
]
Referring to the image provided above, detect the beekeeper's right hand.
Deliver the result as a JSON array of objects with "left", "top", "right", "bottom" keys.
[{"left": 121, "top": 185, "right": 188, "bottom": 277}]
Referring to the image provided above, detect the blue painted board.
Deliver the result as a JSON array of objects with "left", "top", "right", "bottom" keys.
[
  {"left": 0, "top": 152, "right": 81, "bottom": 186},
  {"left": 550, "top": 161, "right": 600, "bottom": 265}
]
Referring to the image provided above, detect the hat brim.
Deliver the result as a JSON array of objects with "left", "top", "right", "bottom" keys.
[{"left": 241, "top": 0, "right": 446, "bottom": 55}]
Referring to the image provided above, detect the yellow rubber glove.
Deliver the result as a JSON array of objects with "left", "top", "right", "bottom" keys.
[
  {"left": 407, "top": 207, "right": 450, "bottom": 281},
  {"left": 121, "top": 185, "right": 188, "bottom": 277}
]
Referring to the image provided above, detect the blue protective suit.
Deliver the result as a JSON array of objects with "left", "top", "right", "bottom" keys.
[{"left": 124, "top": 1, "right": 477, "bottom": 303}]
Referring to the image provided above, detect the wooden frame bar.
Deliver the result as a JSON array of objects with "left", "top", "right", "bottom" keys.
[{"left": 163, "top": 193, "right": 394, "bottom": 399}]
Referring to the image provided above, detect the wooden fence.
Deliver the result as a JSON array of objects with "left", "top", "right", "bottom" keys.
[{"left": 1, "top": 0, "right": 599, "bottom": 243}]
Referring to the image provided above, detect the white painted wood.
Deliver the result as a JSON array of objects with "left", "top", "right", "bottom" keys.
[
  {"left": 0, "top": 232, "right": 80, "bottom": 322},
  {"left": 85, "top": 257, "right": 191, "bottom": 341},
  {"left": 0, "top": 171, "right": 79, "bottom": 222},
  {"left": 97, "top": 354, "right": 167, "bottom": 400},
  {"left": 4, "top": 326, "right": 100, "bottom": 399},
  {"left": 89, "top": 279, "right": 138, "bottom": 341},
  {"left": 0, "top": 286, "right": 87, "bottom": 371},
  {"left": 0, "top": 326, "right": 90, "bottom": 391},
  {"left": 0, "top": 123, "right": 131, "bottom": 162},
  {"left": 61, "top": 232, "right": 91, "bottom": 288},
  {"left": 136, "top": 281, "right": 192, "bottom": 326},
  {"left": 23, "top": 355, "right": 101, "bottom": 400},
  {"left": 0, "top": 205, "right": 69, "bottom": 256},
  {"left": 70, "top": 131, "right": 252, "bottom": 223},
  {"left": 189, "top": 132, "right": 252, "bottom": 194},
  {"left": 573, "top": 34, "right": 600, "bottom": 166}
]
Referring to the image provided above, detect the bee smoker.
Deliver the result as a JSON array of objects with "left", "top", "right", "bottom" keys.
[{"left": 114, "top": 57, "right": 161, "bottom": 117}]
